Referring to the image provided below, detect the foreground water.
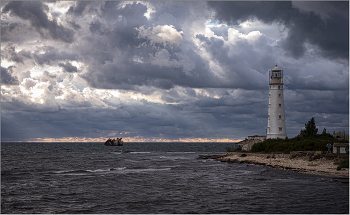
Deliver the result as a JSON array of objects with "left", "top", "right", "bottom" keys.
[{"left": 1, "top": 142, "right": 349, "bottom": 214}]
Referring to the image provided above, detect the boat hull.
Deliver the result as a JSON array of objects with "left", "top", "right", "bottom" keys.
[
  {"left": 104, "top": 138, "right": 124, "bottom": 146},
  {"left": 105, "top": 143, "right": 123, "bottom": 146}
]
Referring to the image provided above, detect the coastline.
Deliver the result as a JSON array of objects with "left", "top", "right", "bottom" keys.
[{"left": 198, "top": 152, "right": 349, "bottom": 178}]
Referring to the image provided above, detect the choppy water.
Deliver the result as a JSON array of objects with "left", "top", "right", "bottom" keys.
[{"left": 1, "top": 142, "right": 349, "bottom": 214}]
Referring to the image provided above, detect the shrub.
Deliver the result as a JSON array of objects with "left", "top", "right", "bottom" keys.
[
  {"left": 336, "top": 158, "right": 349, "bottom": 171},
  {"left": 250, "top": 135, "right": 347, "bottom": 153},
  {"left": 251, "top": 141, "right": 267, "bottom": 152}
]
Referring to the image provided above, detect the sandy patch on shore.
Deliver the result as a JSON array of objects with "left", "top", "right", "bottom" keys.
[{"left": 218, "top": 152, "right": 349, "bottom": 178}]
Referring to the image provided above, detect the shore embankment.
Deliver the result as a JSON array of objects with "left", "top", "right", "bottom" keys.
[{"left": 197, "top": 152, "right": 349, "bottom": 178}]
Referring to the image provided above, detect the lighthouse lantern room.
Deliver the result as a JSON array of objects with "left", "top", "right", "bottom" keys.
[{"left": 267, "top": 65, "right": 287, "bottom": 139}]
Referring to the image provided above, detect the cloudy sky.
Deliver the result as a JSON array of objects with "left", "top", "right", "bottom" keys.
[{"left": 1, "top": 1, "right": 349, "bottom": 142}]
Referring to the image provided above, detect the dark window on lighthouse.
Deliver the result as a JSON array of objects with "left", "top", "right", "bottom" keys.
[
  {"left": 278, "top": 94, "right": 281, "bottom": 98},
  {"left": 279, "top": 127, "right": 283, "bottom": 131},
  {"left": 279, "top": 103, "right": 282, "bottom": 107},
  {"left": 279, "top": 115, "right": 281, "bottom": 119},
  {"left": 278, "top": 86, "right": 280, "bottom": 89}
]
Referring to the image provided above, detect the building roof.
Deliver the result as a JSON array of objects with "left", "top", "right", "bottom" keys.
[
  {"left": 333, "top": 143, "right": 349, "bottom": 147},
  {"left": 271, "top": 64, "right": 281, "bottom": 71},
  {"left": 248, "top": 135, "right": 266, "bottom": 137}
]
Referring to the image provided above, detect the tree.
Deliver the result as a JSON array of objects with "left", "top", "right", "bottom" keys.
[
  {"left": 300, "top": 117, "right": 318, "bottom": 138},
  {"left": 322, "top": 128, "right": 327, "bottom": 135},
  {"left": 321, "top": 127, "right": 332, "bottom": 138}
]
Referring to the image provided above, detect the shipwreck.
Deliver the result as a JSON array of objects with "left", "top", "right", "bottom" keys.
[{"left": 105, "top": 137, "right": 124, "bottom": 146}]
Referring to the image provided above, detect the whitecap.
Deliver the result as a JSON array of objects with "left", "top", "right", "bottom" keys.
[
  {"left": 52, "top": 169, "right": 88, "bottom": 175},
  {"left": 86, "top": 168, "right": 111, "bottom": 172},
  {"left": 166, "top": 152, "right": 196, "bottom": 154},
  {"left": 111, "top": 167, "right": 126, "bottom": 171},
  {"left": 53, "top": 170, "right": 72, "bottom": 174},
  {"left": 125, "top": 168, "right": 171, "bottom": 174},
  {"left": 130, "top": 152, "right": 151, "bottom": 154}
]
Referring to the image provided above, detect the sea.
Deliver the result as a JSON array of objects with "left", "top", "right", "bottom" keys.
[{"left": 1, "top": 142, "right": 349, "bottom": 214}]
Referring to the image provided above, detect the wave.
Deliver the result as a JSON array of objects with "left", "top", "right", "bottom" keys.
[
  {"left": 53, "top": 167, "right": 171, "bottom": 175},
  {"left": 124, "top": 168, "right": 171, "bottom": 173},
  {"left": 111, "top": 152, "right": 122, "bottom": 154},
  {"left": 166, "top": 152, "right": 196, "bottom": 154},
  {"left": 158, "top": 155, "right": 190, "bottom": 160},
  {"left": 52, "top": 167, "right": 126, "bottom": 175},
  {"left": 111, "top": 167, "right": 127, "bottom": 171},
  {"left": 85, "top": 168, "right": 119, "bottom": 173},
  {"left": 130, "top": 152, "right": 151, "bottom": 154}
]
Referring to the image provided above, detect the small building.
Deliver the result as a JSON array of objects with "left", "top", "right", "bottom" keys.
[
  {"left": 242, "top": 135, "right": 266, "bottom": 151},
  {"left": 333, "top": 143, "right": 349, "bottom": 154},
  {"left": 248, "top": 135, "right": 266, "bottom": 142}
]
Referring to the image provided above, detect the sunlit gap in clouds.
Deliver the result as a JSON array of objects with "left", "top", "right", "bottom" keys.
[
  {"left": 28, "top": 137, "right": 243, "bottom": 143},
  {"left": 29, "top": 66, "right": 61, "bottom": 77},
  {"left": 19, "top": 81, "right": 45, "bottom": 104},
  {"left": 238, "top": 20, "right": 288, "bottom": 40},
  {"left": 1, "top": 60, "right": 15, "bottom": 68},
  {"left": 45, "top": 1, "right": 72, "bottom": 15},
  {"left": 116, "top": 1, "right": 155, "bottom": 20}
]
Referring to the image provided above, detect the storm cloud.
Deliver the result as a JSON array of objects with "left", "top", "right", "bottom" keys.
[
  {"left": 207, "top": 1, "right": 349, "bottom": 60},
  {"left": 1, "top": 66, "right": 19, "bottom": 85},
  {"left": 1, "top": 1, "right": 348, "bottom": 142},
  {"left": 2, "top": 1, "right": 75, "bottom": 43}
]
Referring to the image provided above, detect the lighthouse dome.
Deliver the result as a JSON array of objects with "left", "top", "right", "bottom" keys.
[{"left": 272, "top": 64, "right": 281, "bottom": 71}]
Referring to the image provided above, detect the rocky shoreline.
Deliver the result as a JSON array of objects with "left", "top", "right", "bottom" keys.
[{"left": 197, "top": 152, "right": 349, "bottom": 178}]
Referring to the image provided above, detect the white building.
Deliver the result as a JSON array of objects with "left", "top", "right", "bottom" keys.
[
  {"left": 333, "top": 143, "right": 349, "bottom": 154},
  {"left": 241, "top": 135, "right": 266, "bottom": 151},
  {"left": 267, "top": 65, "right": 287, "bottom": 139}
]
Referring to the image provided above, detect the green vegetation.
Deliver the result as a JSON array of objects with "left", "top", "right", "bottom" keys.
[
  {"left": 336, "top": 158, "right": 349, "bottom": 171},
  {"left": 250, "top": 136, "right": 345, "bottom": 153},
  {"left": 299, "top": 117, "right": 318, "bottom": 138},
  {"left": 251, "top": 117, "right": 349, "bottom": 153}
]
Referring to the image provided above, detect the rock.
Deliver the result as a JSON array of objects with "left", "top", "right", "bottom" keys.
[{"left": 196, "top": 155, "right": 224, "bottom": 160}]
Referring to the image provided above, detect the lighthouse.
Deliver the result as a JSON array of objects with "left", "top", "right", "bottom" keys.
[{"left": 267, "top": 65, "right": 287, "bottom": 139}]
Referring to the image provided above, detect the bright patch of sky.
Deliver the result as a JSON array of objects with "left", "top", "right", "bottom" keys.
[
  {"left": 130, "top": 92, "right": 170, "bottom": 104},
  {"left": 238, "top": 20, "right": 287, "bottom": 40},
  {"left": 137, "top": 24, "right": 183, "bottom": 46},
  {"left": 19, "top": 80, "right": 45, "bottom": 104},
  {"left": 96, "top": 89, "right": 120, "bottom": 98},
  {"left": 29, "top": 66, "right": 62, "bottom": 78},
  {"left": 139, "top": 1, "right": 156, "bottom": 20},
  {"left": 205, "top": 20, "right": 222, "bottom": 27},
  {"left": 1, "top": 60, "right": 15, "bottom": 68},
  {"left": 205, "top": 19, "right": 283, "bottom": 44},
  {"left": 45, "top": 2, "right": 72, "bottom": 14},
  {"left": 70, "top": 61, "right": 81, "bottom": 69}
]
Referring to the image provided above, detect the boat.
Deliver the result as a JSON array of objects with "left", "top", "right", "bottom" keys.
[{"left": 105, "top": 137, "right": 124, "bottom": 146}]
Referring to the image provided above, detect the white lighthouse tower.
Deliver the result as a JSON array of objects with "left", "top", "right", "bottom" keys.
[{"left": 267, "top": 65, "right": 287, "bottom": 139}]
